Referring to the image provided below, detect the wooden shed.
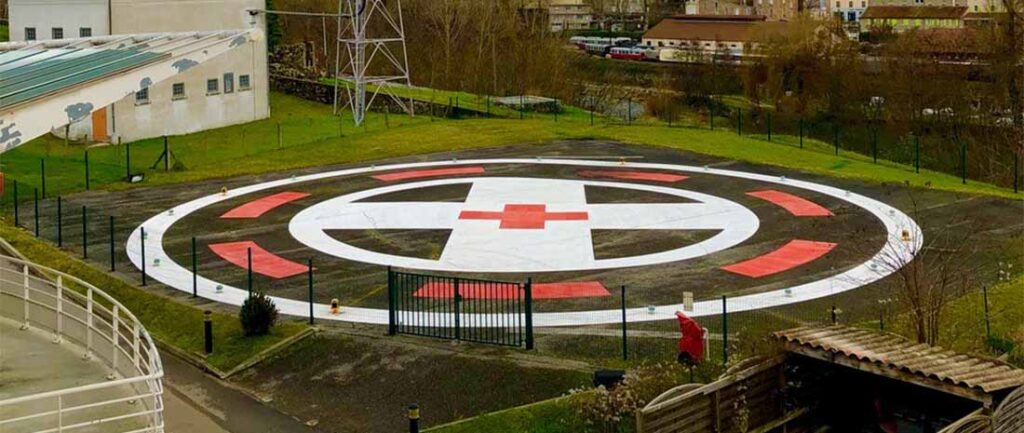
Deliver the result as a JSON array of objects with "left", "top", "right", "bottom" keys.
[{"left": 638, "top": 325, "right": 1024, "bottom": 433}]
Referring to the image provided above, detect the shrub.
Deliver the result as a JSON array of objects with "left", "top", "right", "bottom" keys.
[
  {"left": 239, "top": 292, "right": 278, "bottom": 336},
  {"left": 569, "top": 362, "right": 686, "bottom": 433}
]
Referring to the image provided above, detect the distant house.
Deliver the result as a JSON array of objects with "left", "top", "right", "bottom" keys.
[
  {"left": 548, "top": 0, "right": 594, "bottom": 32},
  {"left": 641, "top": 15, "right": 787, "bottom": 61},
  {"left": 861, "top": 5, "right": 969, "bottom": 32}
]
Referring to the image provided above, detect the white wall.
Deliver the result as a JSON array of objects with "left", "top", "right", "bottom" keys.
[
  {"left": 8, "top": 0, "right": 109, "bottom": 41},
  {"left": 107, "top": 0, "right": 270, "bottom": 142}
]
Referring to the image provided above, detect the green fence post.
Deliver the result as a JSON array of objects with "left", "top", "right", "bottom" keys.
[
  {"left": 81, "top": 206, "right": 88, "bottom": 259},
  {"left": 454, "top": 278, "right": 461, "bottom": 341},
  {"left": 308, "top": 258, "right": 315, "bottom": 325},
  {"left": 85, "top": 151, "right": 90, "bottom": 191},
  {"left": 247, "top": 247, "right": 253, "bottom": 297},
  {"left": 879, "top": 311, "right": 885, "bottom": 331},
  {"left": 621, "top": 285, "right": 628, "bottom": 361},
  {"left": 56, "top": 196, "right": 62, "bottom": 247},
  {"left": 833, "top": 123, "right": 839, "bottom": 155},
  {"left": 961, "top": 144, "right": 967, "bottom": 185},
  {"left": 721, "top": 296, "right": 728, "bottom": 366},
  {"left": 140, "top": 227, "right": 147, "bottom": 286},
  {"left": 13, "top": 180, "right": 19, "bottom": 229},
  {"left": 914, "top": 135, "right": 921, "bottom": 173},
  {"left": 709, "top": 100, "right": 714, "bottom": 130},
  {"left": 125, "top": 140, "right": 131, "bottom": 180},
  {"left": 33, "top": 189, "right": 39, "bottom": 238},
  {"left": 163, "top": 136, "right": 169, "bottom": 171},
  {"left": 799, "top": 118, "right": 804, "bottom": 149},
  {"left": 983, "top": 285, "right": 991, "bottom": 341},
  {"left": 486, "top": 96, "right": 491, "bottom": 118},
  {"left": 737, "top": 108, "right": 742, "bottom": 135},
  {"left": 872, "top": 127, "right": 878, "bottom": 164},
  {"left": 277, "top": 123, "right": 283, "bottom": 149},
  {"left": 191, "top": 237, "right": 198, "bottom": 297},
  {"left": 767, "top": 112, "right": 773, "bottom": 142},
  {"left": 40, "top": 159, "right": 46, "bottom": 199},
  {"left": 387, "top": 266, "right": 396, "bottom": 335},
  {"left": 109, "top": 216, "right": 115, "bottom": 272},
  {"left": 1011, "top": 152, "right": 1019, "bottom": 193},
  {"left": 525, "top": 278, "right": 534, "bottom": 350}
]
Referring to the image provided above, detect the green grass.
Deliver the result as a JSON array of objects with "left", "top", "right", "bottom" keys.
[
  {"left": 425, "top": 396, "right": 604, "bottom": 433},
  {"left": 3, "top": 92, "right": 1019, "bottom": 210},
  {"left": 0, "top": 222, "right": 308, "bottom": 371},
  {"left": 886, "top": 274, "right": 1024, "bottom": 366}
]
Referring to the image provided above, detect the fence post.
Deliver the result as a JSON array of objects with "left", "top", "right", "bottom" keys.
[
  {"left": 914, "top": 135, "right": 921, "bottom": 173},
  {"left": 85, "top": 151, "right": 90, "bottom": 190},
  {"left": 191, "top": 237, "right": 198, "bottom": 297},
  {"left": 1014, "top": 152, "right": 1019, "bottom": 194},
  {"left": 767, "top": 112, "right": 772, "bottom": 142},
  {"left": 204, "top": 311, "right": 213, "bottom": 354},
  {"left": 125, "top": 141, "right": 131, "bottom": 180},
  {"left": 308, "top": 259, "right": 315, "bottom": 325},
  {"left": 454, "top": 278, "right": 461, "bottom": 341},
  {"left": 879, "top": 311, "right": 885, "bottom": 331},
  {"left": 833, "top": 123, "right": 839, "bottom": 155},
  {"left": 799, "top": 118, "right": 804, "bottom": 149},
  {"left": 387, "top": 266, "right": 397, "bottom": 335},
  {"left": 961, "top": 144, "right": 967, "bottom": 185},
  {"left": 246, "top": 247, "right": 253, "bottom": 297},
  {"left": 408, "top": 404, "right": 420, "bottom": 433},
  {"left": 486, "top": 96, "right": 491, "bottom": 118},
  {"left": 40, "top": 159, "right": 46, "bottom": 199},
  {"left": 590, "top": 100, "right": 595, "bottom": 126},
  {"left": 81, "top": 206, "right": 88, "bottom": 259},
  {"left": 56, "top": 196, "right": 63, "bottom": 247},
  {"left": 520, "top": 95, "right": 524, "bottom": 120},
  {"left": 163, "top": 136, "right": 170, "bottom": 171},
  {"left": 709, "top": 99, "right": 714, "bottom": 130},
  {"left": 872, "top": 127, "right": 878, "bottom": 164},
  {"left": 13, "top": 180, "right": 19, "bottom": 227},
  {"left": 736, "top": 108, "right": 742, "bottom": 135},
  {"left": 34, "top": 188, "right": 39, "bottom": 238},
  {"left": 525, "top": 278, "right": 534, "bottom": 350},
  {"left": 621, "top": 285, "right": 627, "bottom": 361},
  {"left": 140, "top": 227, "right": 147, "bottom": 286},
  {"left": 109, "top": 216, "right": 115, "bottom": 272},
  {"left": 721, "top": 296, "right": 728, "bottom": 366},
  {"left": 277, "top": 123, "right": 283, "bottom": 149},
  {"left": 983, "top": 285, "right": 990, "bottom": 341}
]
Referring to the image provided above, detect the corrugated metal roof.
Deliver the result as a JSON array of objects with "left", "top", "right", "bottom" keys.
[
  {"left": 774, "top": 326, "right": 1024, "bottom": 394},
  {"left": 0, "top": 48, "right": 165, "bottom": 109}
]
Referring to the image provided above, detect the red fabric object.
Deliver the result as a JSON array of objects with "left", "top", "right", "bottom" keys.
[{"left": 676, "top": 311, "right": 704, "bottom": 362}]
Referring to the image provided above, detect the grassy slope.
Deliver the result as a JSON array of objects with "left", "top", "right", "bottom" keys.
[
  {"left": 424, "top": 396, "right": 597, "bottom": 433},
  {"left": 0, "top": 223, "right": 307, "bottom": 371},
  {"left": 3, "top": 93, "right": 1019, "bottom": 203}
]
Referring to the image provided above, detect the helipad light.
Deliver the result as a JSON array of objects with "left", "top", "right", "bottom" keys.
[
  {"left": 646, "top": 305, "right": 656, "bottom": 314},
  {"left": 215, "top": 285, "right": 224, "bottom": 294}
]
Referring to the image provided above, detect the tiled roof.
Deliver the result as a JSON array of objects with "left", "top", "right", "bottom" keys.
[
  {"left": 643, "top": 17, "right": 787, "bottom": 42},
  {"left": 861, "top": 5, "right": 969, "bottom": 19},
  {"left": 774, "top": 326, "right": 1024, "bottom": 394}
]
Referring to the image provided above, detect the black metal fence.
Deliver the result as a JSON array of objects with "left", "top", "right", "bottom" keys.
[{"left": 386, "top": 268, "right": 534, "bottom": 349}]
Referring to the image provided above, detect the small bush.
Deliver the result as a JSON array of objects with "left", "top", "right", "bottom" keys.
[
  {"left": 569, "top": 362, "right": 686, "bottom": 433},
  {"left": 240, "top": 292, "right": 278, "bottom": 336}
]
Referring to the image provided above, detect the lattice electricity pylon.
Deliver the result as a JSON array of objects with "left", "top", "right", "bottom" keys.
[{"left": 335, "top": 0, "right": 414, "bottom": 126}]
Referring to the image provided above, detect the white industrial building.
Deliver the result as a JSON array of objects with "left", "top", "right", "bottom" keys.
[{"left": 7, "top": 0, "right": 270, "bottom": 143}]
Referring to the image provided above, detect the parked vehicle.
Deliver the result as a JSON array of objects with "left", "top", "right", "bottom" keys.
[
  {"left": 609, "top": 46, "right": 645, "bottom": 61},
  {"left": 585, "top": 42, "right": 612, "bottom": 56}
]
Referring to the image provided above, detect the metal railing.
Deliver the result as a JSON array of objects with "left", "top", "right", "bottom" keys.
[{"left": 0, "top": 254, "right": 164, "bottom": 433}]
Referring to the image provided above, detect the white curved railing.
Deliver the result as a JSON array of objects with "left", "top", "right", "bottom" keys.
[{"left": 0, "top": 255, "right": 165, "bottom": 433}]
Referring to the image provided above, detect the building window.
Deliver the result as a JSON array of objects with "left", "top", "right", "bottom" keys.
[
  {"left": 223, "top": 73, "right": 235, "bottom": 94},
  {"left": 25, "top": 28, "right": 36, "bottom": 41},
  {"left": 206, "top": 78, "right": 220, "bottom": 95},
  {"left": 172, "top": 83, "right": 186, "bottom": 100},
  {"left": 135, "top": 88, "right": 149, "bottom": 105},
  {"left": 80, "top": 27, "right": 92, "bottom": 38},
  {"left": 836, "top": 1, "right": 840, "bottom": 7},
  {"left": 52, "top": 27, "right": 64, "bottom": 39},
  {"left": 239, "top": 74, "right": 251, "bottom": 90},
  {"left": 861, "top": 1, "right": 865, "bottom": 6}
]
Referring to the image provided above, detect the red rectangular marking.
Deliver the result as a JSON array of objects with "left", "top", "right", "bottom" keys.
[
  {"left": 372, "top": 166, "right": 486, "bottom": 182},
  {"left": 221, "top": 192, "right": 310, "bottom": 219},
  {"left": 208, "top": 241, "right": 309, "bottom": 279},
  {"left": 413, "top": 281, "right": 611, "bottom": 300},
  {"left": 747, "top": 190, "right": 833, "bottom": 217},
  {"left": 578, "top": 170, "right": 688, "bottom": 183},
  {"left": 722, "top": 240, "right": 837, "bottom": 278}
]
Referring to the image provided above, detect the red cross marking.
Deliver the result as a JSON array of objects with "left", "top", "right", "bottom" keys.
[{"left": 459, "top": 204, "right": 589, "bottom": 229}]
